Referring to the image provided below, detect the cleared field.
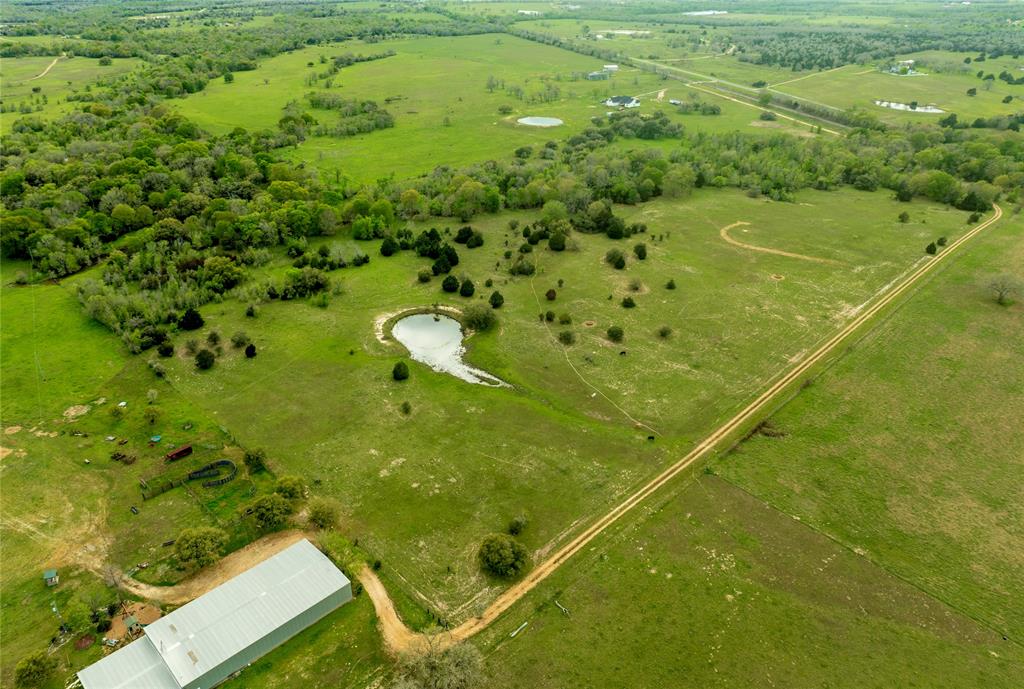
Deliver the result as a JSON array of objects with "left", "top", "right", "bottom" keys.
[
  {"left": 148, "top": 187, "right": 973, "bottom": 623},
  {"left": 175, "top": 33, "right": 808, "bottom": 184},
  {"left": 477, "top": 476, "right": 1024, "bottom": 688},
  {"left": 717, "top": 210, "right": 1024, "bottom": 640},
  {"left": 0, "top": 54, "right": 142, "bottom": 132}
]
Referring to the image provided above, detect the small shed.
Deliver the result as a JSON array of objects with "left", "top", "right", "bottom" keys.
[
  {"left": 164, "top": 445, "right": 193, "bottom": 462},
  {"left": 603, "top": 64, "right": 619, "bottom": 72},
  {"left": 43, "top": 569, "right": 59, "bottom": 587}
]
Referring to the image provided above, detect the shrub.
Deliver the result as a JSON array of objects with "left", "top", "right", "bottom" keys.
[
  {"left": 245, "top": 304, "right": 259, "bottom": 318},
  {"left": 968, "top": 212, "right": 981, "bottom": 224},
  {"left": 925, "top": 242, "right": 938, "bottom": 255},
  {"left": 937, "top": 236, "right": 947, "bottom": 246},
  {"left": 464, "top": 303, "right": 496, "bottom": 331},
  {"left": 206, "top": 330, "right": 221, "bottom": 346},
  {"left": 658, "top": 325, "right": 673, "bottom": 338},
  {"left": 558, "top": 313, "right": 572, "bottom": 325},
  {"left": 393, "top": 361, "right": 410, "bottom": 381},
  {"left": 418, "top": 268, "right": 432, "bottom": 283},
  {"left": 179, "top": 308, "right": 204, "bottom": 331},
  {"left": 442, "top": 275, "right": 459, "bottom": 292},
  {"left": 633, "top": 243, "right": 647, "bottom": 260},
  {"left": 157, "top": 341, "right": 174, "bottom": 357},
  {"left": 605, "top": 248, "right": 625, "bottom": 269},
  {"left": 621, "top": 296, "right": 636, "bottom": 308},
  {"left": 400, "top": 401, "right": 412, "bottom": 415},
  {"left": 508, "top": 514, "right": 529, "bottom": 536},
  {"left": 195, "top": 349, "right": 216, "bottom": 370},
  {"left": 249, "top": 493, "right": 293, "bottom": 530},
  {"left": 557, "top": 330, "right": 575, "bottom": 345},
  {"left": 545, "top": 288, "right": 557, "bottom": 301},
  {"left": 489, "top": 291, "right": 504, "bottom": 309},
  {"left": 245, "top": 343, "right": 257, "bottom": 358},
  {"left": 510, "top": 257, "right": 535, "bottom": 275},
  {"left": 380, "top": 236, "right": 399, "bottom": 256},
  {"left": 549, "top": 232, "right": 566, "bottom": 251},
  {"left": 545, "top": 310, "right": 555, "bottom": 322},
  {"left": 308, "top": 498, "right": 340, "bottom": 529},
  {"left": 607, "top": 325, "right": 624, "bottom": 342},
  {"left": 231, "top": 331, "right": 250, "bottom": 348},
  {"left": 96, "top": 619, "right": 112, "bottom": 633},
  {"left": 244, "top": 449, "right": 267, "bottom": 474},
  {"left": 629, "top": 279, "right": 642, "bottom": 292},
  {"left": 275, "top": 475, "right": 305, "bottom": 500},
  {"left": 898, "top": 211, "right": 910, "bottom": 223},
  {"left": 666, "top": 278, "right": 676, "bottom": 290},
  {"left": 478, "top": 533, "right": 529, "bottom": 577},
  {"left": 459, "top": 278, "right": 475, "bottom": 297}
]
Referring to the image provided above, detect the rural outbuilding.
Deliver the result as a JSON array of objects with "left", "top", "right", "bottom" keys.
[
  {"left": 604, "top": 95, "right": 640, "bottom": 108},
  {"left": 43, "top": 569, "right": 59, "bottom": 587},
  {"left": 76, "top": 539, "right": 352, "bottom": 689}
]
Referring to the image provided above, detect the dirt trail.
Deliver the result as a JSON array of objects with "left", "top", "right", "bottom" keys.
[
  {"left": 719, "top": 221, "right": 841, "bottom": 265},
  {"left": 26, "top": 56, "right": 62, "bottom": 81},
  {"left": 115, "top": 530, "right": 309, "bottom": 605}
]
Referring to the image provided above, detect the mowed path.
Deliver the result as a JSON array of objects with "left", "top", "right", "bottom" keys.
[
  {"left": 119, "top": 206, "right": 1003, "bottom": 655},
  {"left": 719, "top": 221, "right": 841, "bottom": 264}
]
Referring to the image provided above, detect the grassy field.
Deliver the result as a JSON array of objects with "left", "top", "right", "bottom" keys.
[
  {"left": 175, "top": 33, "right": 817, "bottom": 184},
  {"left": 143, "top": 186, "right": 973, "bottom": 626},
  {"left": 0, "top": 54, "right": 141, "bottom": 132},
  {"left": 476, "top": 476, "right": 1024, "bottom": 688},
  {"left": 716, "top": 209, "right": 1024, "bottom": 641}
]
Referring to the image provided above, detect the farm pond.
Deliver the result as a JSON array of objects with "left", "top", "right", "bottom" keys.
[
  {"left": 517, "top": 116, "right": 564, "bottom": 127},
  {"left": 391, "top": 313, "right": 508, "bottom": 387}
]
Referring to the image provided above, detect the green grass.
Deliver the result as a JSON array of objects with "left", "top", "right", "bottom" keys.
[
  {"left": 0, "top": 54, "right": 142, "bottom": 133},
  {"left": 715, "top": 209, "right": 1024, "bottom": 641},
  {"left": 477, "top": 476, "right": 1024, "bottom": 688},
  {"left": 148, "top": 187, "right": 971, "bottom": 625}
]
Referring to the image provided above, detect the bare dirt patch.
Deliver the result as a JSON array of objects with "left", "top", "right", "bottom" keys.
[
  {"left": 63, "top": 405, "right": 90, "bottom": 420},
  {"left": 4, "top": 426, "right": 23, "bottom": 435}
]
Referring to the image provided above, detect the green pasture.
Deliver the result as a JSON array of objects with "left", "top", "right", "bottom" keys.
[
  {"left": 477, "top": 476, "right": 1024, "bottom": 688},
  {"left": 0, "top": 54, "right": 142, "bottom": 132},
  {"left": 717, "top": 210, "right": 1024, "bottom": 641},
  {"left": 149, "top": 187, "right": 971, "bottom": 623}
]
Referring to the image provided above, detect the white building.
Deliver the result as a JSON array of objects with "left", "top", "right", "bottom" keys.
[{"left": 77, "top": 540, "right": 352, "bottom": 689}]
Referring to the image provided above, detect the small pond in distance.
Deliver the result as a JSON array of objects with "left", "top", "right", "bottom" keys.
[
  {"left": 391, "top": 314, "right": 508, "bottom": 387},
  {"left": 517, "top": 116, "right": 564, "bottom": 127}
]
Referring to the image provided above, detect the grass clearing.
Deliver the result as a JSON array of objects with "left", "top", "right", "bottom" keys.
[{"left": 716, "top": 210, "right": 1024, "bottom": 640}]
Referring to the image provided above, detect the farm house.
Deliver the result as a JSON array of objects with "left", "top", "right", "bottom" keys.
[{"left": 76, "top": 540, "right": 351, "bottom": 689}]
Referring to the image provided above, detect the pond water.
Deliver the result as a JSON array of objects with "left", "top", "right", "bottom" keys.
[
  {"left": 391, "top": 314, "right": 508, "bottom": 387},
  {"left": 873, "top": 99, "right": 944, "bottom": 113},
  {"left": 517, "top": 116, "right": 564, "bottom": 127}
]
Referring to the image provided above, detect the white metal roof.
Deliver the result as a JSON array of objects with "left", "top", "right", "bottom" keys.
[
  {"left": 78, "top": 635, "right": 179, "bottom": 689},
  {"left": 143, "top": 539, "right": 350, "bottom": 687}
]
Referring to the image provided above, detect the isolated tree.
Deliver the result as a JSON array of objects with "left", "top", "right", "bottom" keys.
[
  {"left": 14, "top": 651, "right": 56, "bottom": 688},
  {"left": 464, "top": 303, "right": 496, "bottom": 331},
  {"left": 989, "top": 275, "right": 1019, "bottom": 305},
  {"left": 508, "top": 514, "right": 528, "bottom": 536},
  {"left": 925, "top": 242, "right": 938, "bottom": 255},
  {"left": 545, "top": 288, "right": 557, "bottom": 301},
  {"left": 658, "top": 325, "right": 673, "bottom": 338},
  {"left": 174, "top": 526, "right": 227, "bottom": 569},
  {"left": 195, "top": 348, "right": 216, "bottom": 369},
  {"left": 607, "top": 325, "right": 624, "bottom": 342},
  {"left": 245, "top": 343, "right": 257, "bottom": 358},
  {"left": 459, "top": 278, "right": 475, "bottom": 297},
  {"left": 64, "top": 597, "right": 92, "bottom": 634},
  {"left": 308, "top": 498, "right": 340, "bottom": 529},
  {"left": 478, "top": 533, "right": 529, "bottom": 577},
  {"left": 548, "top": 231, "right": 566, "bottom": 251},
  {"left": 442, "top": 275, "right": 459, "bottom": 293},
  {"left": 489, "top": 291, "right": 504, "bottom": 309},
  {"left": 250, "top": 494, "right": 293, "bottom": 530},
  {"left": 666, "top": 278, "right": 676, "bottom": 290},
  {"left": 393, "top": 361, "right": 410, "bottom": 381},
  {"left": 380, "top": 236, "right": 399, "bottom": 256},
  {"left": 621, "top": 296, "right": 636, "bottom": 308},
  {"left": 898, "top": 211, "right": 910, "bottom": 223},
  {"left": 179, "top": 308, "right": 204, "bottom": 331},
  {"left": 633, "top": 243, "right": 647, "bottom": 260}
]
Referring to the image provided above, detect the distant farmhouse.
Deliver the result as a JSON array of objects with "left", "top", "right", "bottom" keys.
[
  {"left": 76, "top": 540, "right": 351, "bottom": 689},
  {"left": 517, "top": 9, "right": 541, "bottom": 15},
  {"left": 604, "top": 95, "right": 640, "bottom": 108},
  {"left": 888, "top": 59, "right": 919, "bottom": 75}
]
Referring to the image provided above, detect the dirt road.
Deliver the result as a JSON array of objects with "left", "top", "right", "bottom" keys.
[{"left": 719, "top": 221, "right": 841, "bottom": 264}]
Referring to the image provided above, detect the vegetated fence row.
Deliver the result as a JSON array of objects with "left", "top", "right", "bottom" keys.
[{"left": 141, "top": 459, "right": 237, "bottom": 499}]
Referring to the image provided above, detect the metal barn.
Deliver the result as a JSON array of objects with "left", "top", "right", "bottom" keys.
[{"left": 77, "top": 539, "right": 352, "bottom": 689}]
